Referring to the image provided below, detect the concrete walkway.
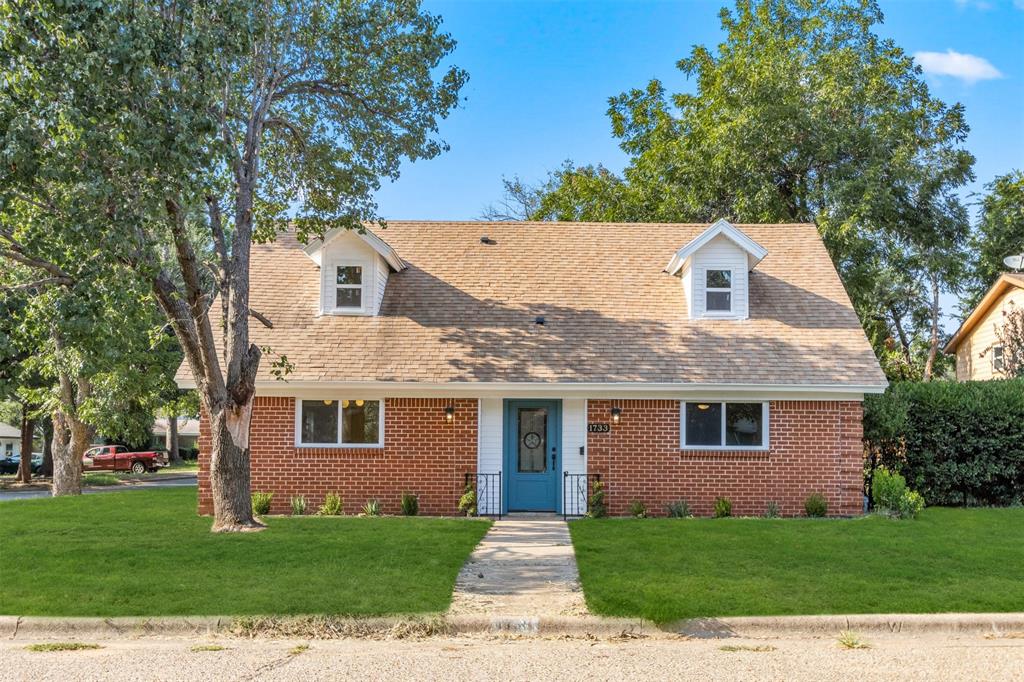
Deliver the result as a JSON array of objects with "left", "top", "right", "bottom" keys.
[{"left": 449, "top": 515, "right": 588, "bottom": 617}]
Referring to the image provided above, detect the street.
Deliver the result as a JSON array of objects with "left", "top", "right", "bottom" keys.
[{"left": 0, "top": 474, "right": 196, "bottom": 502}]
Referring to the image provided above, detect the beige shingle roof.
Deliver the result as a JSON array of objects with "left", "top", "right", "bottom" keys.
[{"left": 177, "top": 221, "right": 886, "bottom": 389}]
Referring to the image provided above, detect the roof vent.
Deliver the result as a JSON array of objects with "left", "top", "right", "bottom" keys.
[
  {"left": 480, "top": 236, "right": 497, "bottom": 245},
  {"left": 534, "top": 316, "right": 545, "bottom": 326}
]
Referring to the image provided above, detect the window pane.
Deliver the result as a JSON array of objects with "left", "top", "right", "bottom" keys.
[
  {"left": 336, "top": 266, "right": 362, "bottom": 285},
  {"left": 726, "top": 403, "right": 764, "bottom": 446},
  {"left": 707, "top": 269, "right": 731, "bottom": 289},
  {"left": 301, "top": 400, "right": 338, "bottom": 444},
  {"left": 343, "top": 400, "right": 380, "bottom": 444},
  {"left": 518, "top": 408, "right": 547, "bottom": 472},
  {"left": 336, "top": 287, "right": 362, "bottom": 308},
  {"left": 707, "top": 291, "right": 731, "bottom": 311},
  {"left": 685, "top": 403, "right": 722, "bottom": 446},
  {"left": 993, "top": 346, "right": 1004, "bottom": 372}
]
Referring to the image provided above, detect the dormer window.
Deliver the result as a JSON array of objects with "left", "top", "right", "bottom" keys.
[
  {"left": 335, "top": 265, "right": 364, "bottom": 311},
  {"left": 705, "top": 269, "right": 732, "bottom": 313}
]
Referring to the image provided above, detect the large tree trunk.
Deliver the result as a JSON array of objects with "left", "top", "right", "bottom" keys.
[
  {"left": 166, "top": 415, "right": 181, "bottom": 464},
  {"left": 208, "top": 399, "right": 262, "bottom": 532},
  {"left": 16, "top": 409, "right": 34, "bottom": 483},
  {"left": 51, "top": 407, "right": 90, "bottom": 496},
  {"left": 923, "top": 274, "right": 941, "bottom": 381}
]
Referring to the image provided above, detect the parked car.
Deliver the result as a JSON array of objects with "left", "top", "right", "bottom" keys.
[
  {"left": 0, "top": 453, "right": 43, "bottom": 475},
  {"left": 82, "top": 445, "right": 168, "bottom": 474}
]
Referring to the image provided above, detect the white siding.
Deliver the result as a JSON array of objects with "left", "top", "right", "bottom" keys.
[
  {"left": 688, "top": 234, "right": 749, "bottom": 320},
  {"left": 374, "top": 254, "right": 390, "bottom": 315},
  {"left": 561, "top": 398, "right": 587, "bottom": 511},
  {"left": 0, "top": 437, "right": 19, "bottom": 458},
  {"left": 477, "top": 397, "right": 503, "bottom": 515},
  {"left": 319, "top": 232, "right": 379, "bottom": 315}
]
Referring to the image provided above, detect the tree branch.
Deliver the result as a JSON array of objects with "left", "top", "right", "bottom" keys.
[{"left": 249, "top": 309, "right": 273, "bottom": 329}]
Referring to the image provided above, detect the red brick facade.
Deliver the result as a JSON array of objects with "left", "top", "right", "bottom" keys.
[
  {"left": 198, "top": 396, "right": 864, "bottom": 517},
  {"left": 197, "top": 397, "right": 478, "bottom": 516},
  {"left": 586, "top": 399, "right": 864, "bottom": 517}
]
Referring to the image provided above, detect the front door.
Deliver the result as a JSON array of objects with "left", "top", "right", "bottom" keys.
[{"left": 505, "top": 400, "right": 561, "bottom": 512}]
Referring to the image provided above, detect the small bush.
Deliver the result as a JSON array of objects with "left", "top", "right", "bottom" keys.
[
  {"left": 665, "top": 499, "right": 692, "bottom": 518},
  {"left": 804, "top": 493, "right": 828, "bottom": 518},
  {"left": 458, "top": 483, "right": 476, "bottom": 517},
  {"left": 400, "top": 492, "right": 419, "bottom": 516},
  {"left": 872, "top": 468, "right": 925, "bottom": 519},
  {"left": 764, "top": 501, "right": 781, "bottom": 518},
  {"left": 289, "top": 495, "right": 307, "bottom": 516},
  {"left": 251, "top": 492, "right": 273, "bottom": 515},
  {"left": 897, "top": 489, "right": 925, "bottom": 519},
  {"left": 317, "top": 493, "right": 344, "bottom": 516},
  {"left": 361, "top": 499, "right": 381, "bottom": 516},
  {"left": 713, "top": 497, "right": 732, "bottom": 518},
  {"left": 587, "top": 480, "right": 607, "bottom": 518},
  {"left": 629, "top": 500, "right": 647, "bottom": 518}
]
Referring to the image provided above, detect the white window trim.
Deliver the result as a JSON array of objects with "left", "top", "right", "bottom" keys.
[
  {"left": 295, "top": 398, "right": 385, "bottom": 448},
  {"left": 680, "top": 401, "right": 769, "bottom": 451},
  {"left": 704, "top": 267, "right": 734, "bottom": 316},
  {"left": 328, "top": 261, "right": 369, "bottom": 315}
]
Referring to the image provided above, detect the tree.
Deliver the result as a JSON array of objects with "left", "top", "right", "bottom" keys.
[
  {"left": 967, "top": 170, "right": 1024, "bottom": 308},
  {"left": 995, "top": 304, "right": 1024, "bottom": 379},
  {"left": 1, "top": 0, "right": 465, "bottom": 528},
  {"left": 524, "top": 0, "right": 974, "bottom": 380}
]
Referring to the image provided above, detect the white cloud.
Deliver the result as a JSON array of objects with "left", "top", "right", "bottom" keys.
[{"left": 913, "top": 49, "right": 1003, "bottom": 84}]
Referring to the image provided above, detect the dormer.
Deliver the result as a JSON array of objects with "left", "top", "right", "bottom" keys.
[
  {"left": 303, "top": 228, "right": 406, "bottom": 316},
  {"left": 666, "top": 219, "right": 767, "bottom": 321}
]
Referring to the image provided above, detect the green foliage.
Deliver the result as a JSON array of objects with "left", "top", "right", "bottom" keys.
[
  {"left": 995, "top": 306, "right": 1024, "bottom": 379},
  {"left": 457, "top": 483, "right": 476, "bottom": 517},
  {"left": 587, "top": 480, "right": 607, "bottom": 518},
  {"left": 804, "top": 493, "right": 828, "bottom": 518},
  {"left": 864, "top": 381, "right": 1024, "bottom": 506},
  {"left": 251, "top": 492, "right": 274, "bottom": 516},
  {"left": 289, "top": 496, "right": 307, "bottom": 516},
  {"left": 400, "top": 492, "right": 419, "bottom": 517},
  {"left": 361, "top": 499, "right": 381, "bottom": 517},
  {"left": 871, "top": 468, "right": 925, "bottom": 519},
  {"left": 317, "top": 493, "right": 344, "bottom": 516},
  {"left": 713, "top": 497, "right": 733, "bottom": 518},
  {"left": 26, "top": 642, "right": 101, "bottom": 652},
  {"left": 82, "top": 473, "right": 120, "bottom": 487},
  {"left": 764, "top": 501, "right": 781, "bottom": 519},
  {"left": 665, "top": 499, "right": 692, "bottom": 518},
  {"left": 628, "top": 500, "right": 647, "bottom": 518},
  {"left": 967, "top": 170, "right": 1024, "bottom": 308}
]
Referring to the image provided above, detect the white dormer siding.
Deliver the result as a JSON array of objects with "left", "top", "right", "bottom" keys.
[{"left": 304, "top": 228, "right": 406, "bottom": 317}]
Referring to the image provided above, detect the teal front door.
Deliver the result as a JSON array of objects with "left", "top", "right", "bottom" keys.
[{"left": 505, "top": 400, "right": 561, "bottom": 512}]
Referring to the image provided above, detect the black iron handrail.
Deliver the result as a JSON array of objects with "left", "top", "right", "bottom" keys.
[
  {"left": 563, "top": 472, "right": 601, "bottom": 519},
  {"left": 465, "top": 472, "right": 502, "bottom": 519}
]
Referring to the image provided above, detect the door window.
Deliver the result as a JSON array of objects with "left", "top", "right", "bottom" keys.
[{"left": 518, "top": 408, "right": 547, "bottom": 473}]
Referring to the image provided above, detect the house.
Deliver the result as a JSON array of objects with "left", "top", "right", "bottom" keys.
[
  {"left": 945, "top": 273, "right": 1023, "bottom": 381},
  {"left": 0, "top": 422, "right": 19, "bottom": 459},
  {"left": 177, "top": 219, "right": 887, "bottom": 517},
  {"left": 151, "top": 417, "right": 201, "bottom": 452}
]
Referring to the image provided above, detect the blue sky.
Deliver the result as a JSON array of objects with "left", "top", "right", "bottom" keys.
[{"left": 374, "top": 0, "right": 1024, "bottom": 222}]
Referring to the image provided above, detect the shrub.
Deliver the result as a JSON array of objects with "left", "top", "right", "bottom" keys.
[
  {"left": 251, "top": 492, "right": 273, "bottom": 515},
  {"left": 587, "top": 481, "right": 607, "bottom": 518},
  {"left": 289, "top": 495, "right": 306, "bottom": 516},
  {"left": 764, "top": 501, "right": 781, "bottom": 518},
  {"left": 361, "top": 499, "right": 381, "bottom": 516},
  {"left": 317, "top": 493, "right": 344, "bottom": 516},
  {"left": 872, "top": 468, "right": 926, "bottom": 519},
  {"left": 400, "top": 492, "right": 419, "bottom": 516},
  {"left": 804, "top": 493, "right": 828, "bottom": 518},
  {"left": 628, "top": 500, "right": 647, "bottom": 518},
  {"left": 713, "top": 497, "right": 732, "bottom": 518},
  {"left": 458, "top": 483, "right": 476, "bottom": 517},
  {"left": 665, "top": 499, "right": 692, "bottom": 518},
  {"left": 864, "top": 379, "right": 1024, "bottom": 506}
]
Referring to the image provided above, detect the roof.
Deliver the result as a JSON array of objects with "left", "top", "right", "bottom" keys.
[
  {"left": 176, "top": 221, "right": 886, "bottom": 391},
  {"left": 152, "top": 417, "right": 200, "bottom": 437},
  {"left": 0, "top": 422, "right": 20, "bottom": 439},
  {"left": 945, "top": 272, "right": 1024, "bottom": 354},
  {"left": 666, "top": 218, "right": 768, "bottom": 274},
  {"left": 303, "top": 227, "right": 406, "bottom": 272}
]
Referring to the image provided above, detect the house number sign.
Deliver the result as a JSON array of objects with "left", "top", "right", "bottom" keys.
[{"left": 587, "top": 423, "right": 611, "bottom": 433}]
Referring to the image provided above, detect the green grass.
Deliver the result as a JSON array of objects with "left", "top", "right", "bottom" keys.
[
  {"left": 81, "top": 473, "right": 122, "bottom": 486},
  {"left": 25, "top": 642, "right": 102, "bottom": 652},
  {"left": 0, "top": 487, "right": 490, "bottom": 617},
  {"left": 569, "top": 508, "right": 1024, "bottom": 623}
]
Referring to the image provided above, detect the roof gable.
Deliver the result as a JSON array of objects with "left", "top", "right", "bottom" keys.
[
  {"left": 945, "top": 272, "right": 1024, "bottom": 353},
  {"left": 303, "top": 227, "right": 406, "bottom": 272},
  {"left": 666, "top": 219, "right": 768, "bottom": 275}
]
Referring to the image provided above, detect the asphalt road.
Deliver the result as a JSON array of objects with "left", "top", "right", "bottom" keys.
[
  {"left": 0, "top": 474, "right": 197, "bottom": 502},
  {"left": 2, "top": 631, "right": 1023, "bottom": 681}
]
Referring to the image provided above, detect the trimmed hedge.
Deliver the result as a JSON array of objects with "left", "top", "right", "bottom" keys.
[{"left": 863, "top": 379, "right": 1024, "bottom": 506}]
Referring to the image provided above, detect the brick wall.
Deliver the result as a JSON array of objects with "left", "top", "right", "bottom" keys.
[
  {"left": 197, "top": 397, "right": 478, "bottom": 515},
  {"left": 586, "top": 399, "right": 864, "bottom": 517}
]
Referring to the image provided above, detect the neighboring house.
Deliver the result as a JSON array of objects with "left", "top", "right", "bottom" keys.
[
  {"left": 0, "top": 422, "right": 20, "bottom": 459},
  {"left": 945, "top": 273, "right": 1024, "bottom": 381},
  {"left": 151, "top": 417, "right": 201, "bottom": 451},
  {"left": 177, "top": 219, "right": 887, "bottom": 517}
]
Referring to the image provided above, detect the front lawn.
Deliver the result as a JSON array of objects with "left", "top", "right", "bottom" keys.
[
  {"left": 569, "top": 508, "right": 1024, "bottom": 622},
  {"left": 0, "top": 487, "right": 489, "bottom": 617}
]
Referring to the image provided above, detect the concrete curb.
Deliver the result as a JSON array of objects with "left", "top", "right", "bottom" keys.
[{"left": 5, "top": 613, "right": 1024, "bottom": 640}]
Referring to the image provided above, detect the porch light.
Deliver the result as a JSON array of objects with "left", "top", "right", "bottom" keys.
[
  {"left": 697, "top": 403, "right": 711, "bottom": 410},
  {"left": 323, "top": 400, "right": 333, "bottom": 406},
  {"left": 444, "top": 405, "right": 455, "bottom": 423},
  {"left": 610, "top": 406, "right": 622, "bottom": 424},
  {"left": 355, "top": 399, "right": 365, "bottom": 407},
  {"left": 341, "top": 400, "right": 350, "bottom": 408}
]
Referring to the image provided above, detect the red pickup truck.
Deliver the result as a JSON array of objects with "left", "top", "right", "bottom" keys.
[{"left": 82, "top": 445, "right": 168, "bottom": 474}]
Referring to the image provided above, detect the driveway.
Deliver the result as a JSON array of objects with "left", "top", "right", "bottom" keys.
[{"left": 0, "top": 473, "right": 197, "bottom": 502}]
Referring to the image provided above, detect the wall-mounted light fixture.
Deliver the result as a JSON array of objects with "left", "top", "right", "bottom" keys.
[
  {"left": 610, "top": 406, "right": 622, "bottom": 424},
  {"left": 444, "top": 405, "right": 456, "bottom": 423},
  {"left": 323, "top": 400, "right": 334, "bottom": 406}
]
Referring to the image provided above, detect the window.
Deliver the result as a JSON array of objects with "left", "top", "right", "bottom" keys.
[
  {"left": 335, "top": 265, "right": 363, "bottom": 310},
  {"left": 3, "top": 443, "right": 11, "bottom": 456},
  {"left": 298, "top": 399, "right": 382, "bottom": 447},
  {"left": 705, "top": 269, "right": 732, "bottom": 313},
  {"left": 682, "top": 402, "right": 768, "bottom": 449},
  {"left": 993, "top": 345, "right": 1005, "bottom": 373}
]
